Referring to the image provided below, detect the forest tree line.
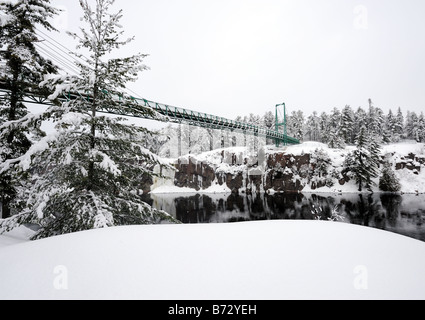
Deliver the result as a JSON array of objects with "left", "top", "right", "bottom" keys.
[{"left": 156, "top": 99, "right": 425, "bottom": 157}]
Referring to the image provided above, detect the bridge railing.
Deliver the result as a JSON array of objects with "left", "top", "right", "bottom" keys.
[
  {"left": 0, "top": 83, "right": 300, "bottom": 145},
  {"left": 132, "top": 97, "right": 299, "bottom": 144}
]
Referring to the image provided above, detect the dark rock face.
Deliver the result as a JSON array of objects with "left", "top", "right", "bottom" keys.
[
  {"left": 217, "top": 172, "right": 244, "bottom": 193},
  {"left": 174, "top": 158, "right": 216, "bottom": 190},
  {"left": 146, "top": 150, "right": 423, "bottom": 194},
  {"left": 264, "top": 170, "right": 302, "bottom": 193},
  {"left": 171, "top": 153, "right": 312, "bottom": 194}
]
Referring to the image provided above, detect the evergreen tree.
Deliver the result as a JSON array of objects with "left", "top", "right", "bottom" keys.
[
  {"left": 263, "top": 111, "right": 274, "bottom": 145},
  {"left": 306, "top": 111, "right": 320, "bottom": 142},
  {"left": 327, "top": 128, "right": 345, "bottom": 149},
  {"left": 309, "top": 148, "right": 332, "bottom": 188},
  {"left": 326, "top": 108, "right": 345, "bottom": 149},
  {"left": 0, "top": 0, "right": 59, "bottom": 218},
  {"left": 190, "top": 127, "right": 211, "bottom": 154},
  {"left": 384, "top": 109, "right": 397, "bottom": 143},
  {"left": 379, "top": 162, "right": 401, "bottom": 192},
  {"left": 418, "top": 112, "right": 425, "bottom": 143},
  {"left": 288, "top": 110, "right": 304, "bottom": 142},
  {"left": 354, "top": 106, "right": 367, "bottom": 141},
  {"left": 328, "top": 107, "right": 341, "bottom": 132},
  {"left": 0, "top": 0, "right": 176, "bottom": 239},
  {"left": 405, "top": 111, "right": 419, "bottom": 141},
  {"left": 344, "top": 125, "right": 380, "bottom": 192},
  {"left": 319, "top": 112, "right": 329, "bottom": 144},
  {"left": 340, "top": 105, "right": 354, "bottom": 144},
  {"left": 395, "top": 107, "right": 405, "bottom": 138}
]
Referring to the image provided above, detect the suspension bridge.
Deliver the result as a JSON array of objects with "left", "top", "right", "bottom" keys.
[
  {"left": 0, "top": 28, "right": 299, "bottom": 148},
  {"left": 0, "top": 82, "right": 299, "bottom": 147}
]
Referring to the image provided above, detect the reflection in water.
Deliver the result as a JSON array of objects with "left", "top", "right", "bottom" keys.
[{"left": 145, "top": 193, "right": 425, "bottom": 242}]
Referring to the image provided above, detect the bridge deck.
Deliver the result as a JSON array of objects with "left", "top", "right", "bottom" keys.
[{"left": 0, "top": 85, "right": 300, "bottom": 145}]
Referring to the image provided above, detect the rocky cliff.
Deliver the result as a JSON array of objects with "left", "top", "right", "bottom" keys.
[{"left": 147, "top": 142, "right": 425, "bottom": 195}]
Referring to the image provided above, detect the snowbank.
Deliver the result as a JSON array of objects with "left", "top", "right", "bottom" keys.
[{"left": 1, "top": 221, "right": 425, "bottom": 300}]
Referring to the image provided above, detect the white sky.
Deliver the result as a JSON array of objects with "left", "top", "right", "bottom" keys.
[{"left": 48, "top": 0, "right": 425, "bottom": 121}]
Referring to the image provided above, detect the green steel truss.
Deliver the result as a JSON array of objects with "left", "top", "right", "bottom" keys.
[{"left": 0, "top": 85, "right": 300, "bottom": 145}]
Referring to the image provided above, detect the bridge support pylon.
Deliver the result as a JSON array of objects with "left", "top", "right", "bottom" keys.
[{"left": 275, "top": 103, "right": 287, "bottom": 147}]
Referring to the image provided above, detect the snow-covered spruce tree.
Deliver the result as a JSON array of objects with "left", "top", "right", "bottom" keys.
[
  {"left": 326, "top": 128, "right": 346, "bottom": 149},
  {"left": 379, "top": 162, "right": 401, "bottom": 192},
  {"left": 0, "top": 0, "right": 177, "bottom": 239},
  {"left": 263, "top": 111, "right": 275, "bottom": 145},
  {"left": 319, "top": 112, "right": 329, "bottom": 144},
  {"left": 0, "top": 0, "right": 59, "bottom": 218},
  {"left": 395, "top": 107, "right": 405, "bottom": 139},
  {"left": 305, "top": 111, "right": 321, "bottom": 142},
  {"left": 287, "top": 110, "right": 305, "bottom": 142},
  {"left": 326, "top": 107, "right": 346, "bottom": 149},
  {"left": 343, "top": 126, "right": 380, "bottom": 192},
  {"left": 419, "top": 112, "right": 425, "bottom": 143},
  {"left": 340, "top": 105, "right": 354, "bottom": 144},
  {"left": 309, "top": 148, "right": 333, "bottom": 188}
]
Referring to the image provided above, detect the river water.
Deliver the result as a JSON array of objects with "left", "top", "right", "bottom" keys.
[
  {"left": 145, "top": 193, "right": 425, "bottom": 242},
  {"left": 2, "top": 193, "right": 425, "bottom": 242}
]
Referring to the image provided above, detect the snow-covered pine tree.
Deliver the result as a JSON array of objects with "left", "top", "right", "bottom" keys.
[
  {"left": 325, "top": 108, "right": 345, "bottom": 149},
  {"left": 395, "top": 107, "right": 405, "bottom": 139},
  {"left": 190, "top": 127, "right": 211, "bottom": 154},
  {"left": 263, "top": 111, "right": 274, "bottom": 145},
  {"left": 327, "top": 128, "right": 346, "bottom": 149},
  {"left": 379, "top": 162, "right": 401, "bottom": 192},
  {"left": 340, "top": 105, "right": 354, "bottom": 144},
  {"left": 418, "top": 112, "right": 425, "bottom": 143},
  {"left": 0, "top": 0, "right": 176, "bottom": 239},
  {"left": 309, "top": 148, "right": 332, "bottom": 188},
  {"left": 0, "top": 0, "right": 59, "bottom": 218},
  {"left": 353, "top": 106, "right": 367, "bottom": 142},
  {"left": 305, "top": 111, "right": 320, "bottom": 142},
  {"left": 319, "top": 112, "right": 329, "bottom": 144},
  {"left": 287, "top": 110, "right": 304, "bottom": 142},
  {"left": 384, "top": 109, "right": 397, "bottom": 143},
  {"left": 344, "top": 125, "right": 380, "bottom": 192},
  {"left": 405, "top": 111, "right": 420, "bottom": 141}
]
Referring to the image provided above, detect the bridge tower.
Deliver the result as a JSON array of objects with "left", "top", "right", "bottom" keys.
[{"left": 275, "top": 103, "right": 287, "bottom": 147}]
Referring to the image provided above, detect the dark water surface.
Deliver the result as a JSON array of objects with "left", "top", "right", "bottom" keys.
[{"left": 144, "top": 192, "right": 425, "bottom": 242}]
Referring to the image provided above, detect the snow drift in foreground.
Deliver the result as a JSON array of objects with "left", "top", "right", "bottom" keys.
[{"left": 1, "top": 221, "right": 424, "bottom": 300}]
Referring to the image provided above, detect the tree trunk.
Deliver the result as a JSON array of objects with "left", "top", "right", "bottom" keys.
[{"left": 87, "top": 66, "right": 99, "bottom": 190}]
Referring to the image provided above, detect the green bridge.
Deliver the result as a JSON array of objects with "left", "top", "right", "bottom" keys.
[{"left": 0, "top": 84, "right": 300, "bottom": 147}]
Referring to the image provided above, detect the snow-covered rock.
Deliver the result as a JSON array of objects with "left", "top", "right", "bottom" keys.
[{"left": 149, "top": 141, "right": 425, "bottom": 195}]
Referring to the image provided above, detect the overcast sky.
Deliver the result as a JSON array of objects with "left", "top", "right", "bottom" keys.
[{"left": 48, "top": 0, "right": 425, "bottom": 121}]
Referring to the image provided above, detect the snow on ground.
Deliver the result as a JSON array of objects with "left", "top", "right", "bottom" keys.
[
  {"left": 0, "top": 226, "right": 35, "bottom": 249},
  {"left": 150, "top": 180, "right": 232, "bottom": 195},
  {"left": 0, "top": 221, "right": 425, "bottom": 300}
]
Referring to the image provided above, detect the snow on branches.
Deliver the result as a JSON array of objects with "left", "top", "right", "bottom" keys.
[{"left": 0, "top": 0, "right": 177, "bottom": 238}]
